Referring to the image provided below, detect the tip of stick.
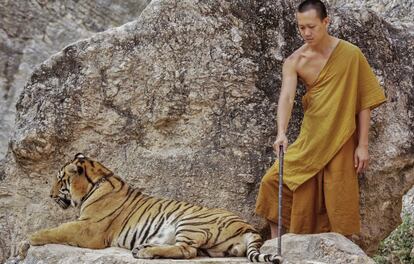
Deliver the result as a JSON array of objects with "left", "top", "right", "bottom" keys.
[{"left": 272, "top": 255, "right": 283, "bottom": 263}]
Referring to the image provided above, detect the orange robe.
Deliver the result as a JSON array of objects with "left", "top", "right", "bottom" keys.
[{"left": 255, "top": 40, "right": 386, "bottom": 235}]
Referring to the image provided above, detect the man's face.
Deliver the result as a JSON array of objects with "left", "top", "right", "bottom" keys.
[{"left": 296, "top": 9, "right": 329, "bottom": 46}]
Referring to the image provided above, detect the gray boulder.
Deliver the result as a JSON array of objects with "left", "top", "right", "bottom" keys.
[
  {"left": 261, "top": 233, "right": 375, "bottom": 264},
  {"left": 0, "top": 0, "right": 151, "bottom": 159},
  {"left": 327, "top": 0, "right": 413, "bottom": 30},
  {"left": 403, "top": 187, "right": 414, "bottom": 220},
  {"left": 0, "top": 0, "right": 413, "bottom": 262}
]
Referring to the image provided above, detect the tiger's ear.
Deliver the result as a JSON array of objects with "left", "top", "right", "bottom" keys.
[
  {"left": 74, "top": 153, "right": 86, "bottom": 160},
  {"left": 66, "top": 163, "right": 78, "bottom": 174}
]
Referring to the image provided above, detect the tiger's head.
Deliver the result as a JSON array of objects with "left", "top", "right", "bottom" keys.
[{"left": 50, "top": 153, "right": 113, "bottom": 209}]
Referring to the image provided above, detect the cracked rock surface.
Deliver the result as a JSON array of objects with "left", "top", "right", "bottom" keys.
[
  {"left": 0, "top": 0, "right": 413, "bottom": 262},
  {"left": 0, "top": 0, "right": 151, "bottom": 159}
]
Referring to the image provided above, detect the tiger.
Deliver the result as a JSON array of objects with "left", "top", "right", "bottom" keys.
[{"left": 18, "top": 153, "right": 281, "bottom": 263}]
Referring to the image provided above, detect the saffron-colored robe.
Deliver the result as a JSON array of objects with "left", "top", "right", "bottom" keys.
[{"left": 255, "top": 40, "right": 386, "bottom": 232}]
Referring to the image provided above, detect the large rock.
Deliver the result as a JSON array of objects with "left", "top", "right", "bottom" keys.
[
  {"left": 403, "top": 187, "right": 414, "bottom": 220},
  {"left": 1, "top": 0, "right": 413, "bottom": 262},
  {"left": 0, "top": 0, "right": 151, "bottom": 159},
  {"left": 261, "top": 233, "right": 375, "bottom": 264},
  {"left": 327, "top": 0, "right": 413, "bottom": 30},
  {"left": 5, "top": 233, "right": 373, "bottom": 264}
]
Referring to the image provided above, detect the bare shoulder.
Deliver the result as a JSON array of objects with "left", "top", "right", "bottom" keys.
[{"left": 283, "top": 45, "right": 307, "bottom": 72}]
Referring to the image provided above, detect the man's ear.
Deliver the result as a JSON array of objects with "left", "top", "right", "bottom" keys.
[{"left": 323, "top": 16, "right": 330, "bottom": 26}]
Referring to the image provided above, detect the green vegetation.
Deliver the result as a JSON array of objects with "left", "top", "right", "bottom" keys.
[{"left": 373, "top": 215, "right": 414, "bottom": 264}]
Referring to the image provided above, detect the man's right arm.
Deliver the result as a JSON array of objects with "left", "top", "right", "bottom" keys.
[{"left": 273, "top": 56, "right": 298, "bottom": 156}]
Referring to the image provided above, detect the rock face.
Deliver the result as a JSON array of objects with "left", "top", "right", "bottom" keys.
[
  {"left": 403, "top": 187, "right": 414, "bottom": 220},
  {"left": 0, "top": 0, "right": 413, "bottom": 262},
  {"left": 6, "top": 234, "right": 374, "bottom": 264},
  {"left": 0, "top": 0, "right": 152, "bottom": 159},
  {"left": 327, "top": 0, "right": 413, "bottom": 28}
]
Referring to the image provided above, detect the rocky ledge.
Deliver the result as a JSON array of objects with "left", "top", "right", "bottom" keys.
[{"left": 7, "top": 233, "right": 374, "bottom": 264}]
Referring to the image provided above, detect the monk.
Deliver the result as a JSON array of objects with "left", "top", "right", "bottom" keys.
[{"left": 255, "top": 0, "right": 387, "bottom": 239}]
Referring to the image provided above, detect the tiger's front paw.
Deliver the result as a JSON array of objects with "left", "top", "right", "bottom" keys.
[
  {"left": 18, "top": 240, "right": 31, "bottom": 260},
  {"left": 132, "top": 246, "right": 156, "bottom": 259}
]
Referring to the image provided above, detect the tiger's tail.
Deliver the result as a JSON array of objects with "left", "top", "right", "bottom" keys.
[{"left": 244, "top": 232, "right": 282, "bottom": 263}]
